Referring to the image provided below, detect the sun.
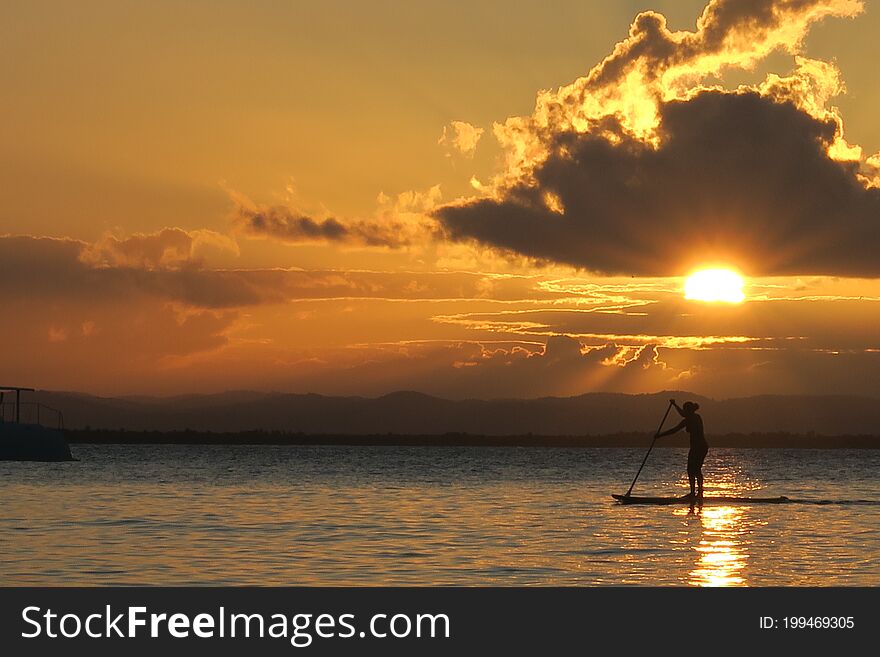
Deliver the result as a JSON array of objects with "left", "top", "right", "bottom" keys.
[{"left": 684, "top": 268, "right": 746, "bottom": 303}]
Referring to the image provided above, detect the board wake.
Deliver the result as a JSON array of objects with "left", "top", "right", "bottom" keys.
[{"left": 612, "top": 494, "right": 790, "bottom": 505}]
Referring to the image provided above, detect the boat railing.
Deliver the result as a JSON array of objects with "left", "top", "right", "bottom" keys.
[{"left": 0, "top": 402, "right": 65, "bottom": 430}]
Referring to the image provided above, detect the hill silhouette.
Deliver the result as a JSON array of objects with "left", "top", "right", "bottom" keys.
[{"left": 27, "top": 389, "right": 880, "bottom": 436}]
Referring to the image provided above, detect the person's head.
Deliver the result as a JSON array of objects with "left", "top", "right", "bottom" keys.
[{"left": 682, "top": 401, "right": 700, "bottom": 416}]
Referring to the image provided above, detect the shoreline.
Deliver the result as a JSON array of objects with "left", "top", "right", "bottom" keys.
[{"left": 64, "top": 429, "right": 880, "bottom": 449}]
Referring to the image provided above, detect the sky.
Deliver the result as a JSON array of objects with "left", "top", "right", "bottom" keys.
[{"left": 2, "top": 0, "right": 880, "bottom": 399}]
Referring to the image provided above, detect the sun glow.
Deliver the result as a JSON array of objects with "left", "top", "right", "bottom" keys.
[{"left": 684, "top": 268, "right": 746, "bottom": 303}]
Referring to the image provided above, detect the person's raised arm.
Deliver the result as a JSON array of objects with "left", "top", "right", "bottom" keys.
[{"left": 669, "top": 398, "right": 684, "bottom": 417}]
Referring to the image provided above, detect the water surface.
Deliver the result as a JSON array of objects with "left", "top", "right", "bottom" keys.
[{"left": 2, "top": 445, "right": 878, "bottom": 585}]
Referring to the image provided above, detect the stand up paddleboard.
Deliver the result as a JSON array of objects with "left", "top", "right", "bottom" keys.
[
  {"left": 613, "top": 494, "right": 789, "bottom": 505},
  {"left": 616, "top": 402, "right": 793, "bottom": 507}
]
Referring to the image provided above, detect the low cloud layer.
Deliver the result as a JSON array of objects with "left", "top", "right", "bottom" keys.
[
  {"left": 4, "top": 233, "right": 880, "bottom": 396},
  {"left": 436, "top": 0, "right": 880, "bottom": 277},
  {"left": 184, "top": 335, "right": 879, "bottom": 400},
  {"left": 0, "top": 233, "right": 584, "bottom": 309},
  {"left": 81, "top": 228, "right": 239, "bottom": 270}
]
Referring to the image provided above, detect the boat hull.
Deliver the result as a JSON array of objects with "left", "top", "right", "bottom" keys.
[{"left": 0, "top": 423, "right": 74, "bottom": 461}]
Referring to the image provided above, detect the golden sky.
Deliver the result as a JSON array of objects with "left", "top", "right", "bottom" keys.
[{"left": 2, "top": 0, "right": 880, "bottom": 398}]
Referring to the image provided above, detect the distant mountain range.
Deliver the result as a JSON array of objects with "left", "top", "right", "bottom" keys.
[{"left": 23, "top": 389, "right": 880, "bottom": 436}]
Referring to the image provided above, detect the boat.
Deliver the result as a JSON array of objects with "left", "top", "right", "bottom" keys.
[
  {"left": 1, "top": 386, "right": 74, "bottom": 461},
  {"left": 613, "top": 494, "right": 790, "bottom": 505}
]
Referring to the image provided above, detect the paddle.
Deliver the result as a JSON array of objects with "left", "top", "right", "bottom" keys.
[{"left": 623, "top": 400, "right": 674, "bottom": 497}]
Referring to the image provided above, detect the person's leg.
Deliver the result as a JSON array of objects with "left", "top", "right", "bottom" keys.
[
  {"left": 696, "top": 449, "right": 707, "bottom": 497},
  {"left": 687, "top": 451, "right": 697, "bottom": 496}
]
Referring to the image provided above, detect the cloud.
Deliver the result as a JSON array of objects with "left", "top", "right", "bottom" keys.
[
  {"left": 6, "top": 231, "right": 880, "bottom": 396},
  {"left": 249, "top": 336, "right": 681, "bottom": 399},
  {"left": 81, "top": 228, "right": 239, "bottom": 270},
  {"left": 438, "top": 121, "right": 484, "bottom": 158},
  {"left": 440, "top": 89, "right": 880, "bottom": 276},
  {"left": 0, "top": 234, "right": 266, "bottom": 308},
  {"left": 430, "top": 291, "right": 880, "bottom": 353},
  {"left": 488, "top": 0, "right": 861, "bottom": 165},
  {"left": 435, "top": 0, "right": 880, "bottom": 277},
  {"left": 0, "top": 233, "right": 582, "bottom": 310},
  {"left": 229, "top": 184, "right": 450, "bottom": 250},
  {"left": 659, "top": 343, "right": 880, "bottom": 398},
  {"left": 0, "top": 298, "right": 237, "bottom": 392},
  {"left": 7, "top": 233, "right": 880, "bottom": 349},
  {"left": 233, "top": 196, "right": 413, "bottom": 248},
  {"left": 587, "top": 0, "right": 861, "bottom": 95}
]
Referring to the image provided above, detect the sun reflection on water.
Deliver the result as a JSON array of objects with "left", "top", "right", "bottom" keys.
[
  {"left": 688, "top": 505, "right": 748, "bottom": 586},
  {"left": 671, "top": 462, "right": 761, "bottom": 586}
]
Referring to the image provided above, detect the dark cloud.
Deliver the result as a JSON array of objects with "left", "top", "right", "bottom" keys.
[
  {"left": 437, "top": 90, "right": 880, "bottom": 276},
  {"left": 236, "top": 204, "right": 408, "bottom": 247}
]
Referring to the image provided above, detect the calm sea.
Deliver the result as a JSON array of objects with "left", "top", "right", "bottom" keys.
[{"left": 2, "top": 445, "right": 879, "bottom": 586}]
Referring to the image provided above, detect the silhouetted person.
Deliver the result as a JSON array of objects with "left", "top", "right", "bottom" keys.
[{"left": 656, "top": 399, "right": 708, "bottom": 498}]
